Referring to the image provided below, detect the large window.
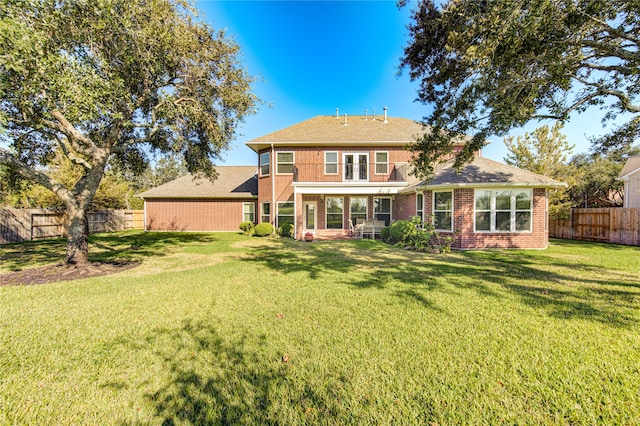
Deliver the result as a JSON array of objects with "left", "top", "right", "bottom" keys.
[
  {"left": 350, "top": 197, "right": 367, "bottom": 226},
  {"left": 261, "top": 202, "right": 270, "bottom": 223},
  {"left": 433, "top": 191, "right": 453, "bottom": 231},
  {"left": 375, "top": 151, "right": 388, "bottom": 174},
  {"left": 259, "top": 152, "right": 270, "bottom": 176},
  {"left": 475, "top": 189, "right": 532, "bottom": 232},
  {"left": 416, "top": 193, "right": 424, "bottom": 221},
  {"left": 326, "top": 197, "right": 344, "bottom": 229},
  {"left": 325, "top": 151, "right": 338, "bottom": 175},
  {"left": 374, "top": 197, "right": 392, "bottom": 226},
  {"left": 276, "top": 152, "right": 294, "bottom": 174},
  {"left": 243, "top": 203, "right": 255, "bottom": 223},
  {"left": 277, "top": 202, "right": 294, "bottom": 227}
]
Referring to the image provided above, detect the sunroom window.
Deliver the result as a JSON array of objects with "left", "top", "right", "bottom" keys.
[{"left": 474, "top": 189, "right": 532, "bottom": 232}]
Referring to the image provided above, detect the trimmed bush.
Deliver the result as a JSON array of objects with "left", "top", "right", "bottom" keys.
[
  {"left": 254, "top": 222, "right": 274, "bottom": 237},
  {"left": 239, "top": 221, "right": 255, "bottom": 234},
  {"left": 380, "top": 226, "right": 390, "bottom": 242},
  {"left": 278, "top": 222, "right": 293, "bottom": 238},
  {"left": 389, "top": 220, "right": 415, "bottom": 243}
]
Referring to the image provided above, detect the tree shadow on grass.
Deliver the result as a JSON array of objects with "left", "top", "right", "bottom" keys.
[
  {"left": 120, "top": 319, "right": 355, "bottom": 424},
  {"left": 244, "top": 239, "right": 639, "bottom": 328}
]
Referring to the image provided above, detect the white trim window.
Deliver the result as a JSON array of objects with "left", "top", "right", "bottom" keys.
[
  {"left": 433, "top": 191, "right": 453, "bottom": 231},
  {"left": 276, "top": 151, "right": 294, "bottom": 174},
  {"left": 243, "top": 203, "right": 255, "bottom": 223},
  {"left": 259, "top": 152, "right": 270, "bottom": 176},
  {"left": 475, "top": 189, "right": 532, "bottom": 232},
  {"left": 261, "top": 202, "right": 270, "bottom": 224},
  {"left": 325, "top": 151, "right": 338, "bottom": 175},
  {"left": 416, "top": 192, "right": 424, "bottom": 221},
  {"left": 350, "top": 197, "right": 367, "bottom": 226},
  {"left": 375, "top": 151, "right": 388, "bottom": 175},
  {"left": 277, "top": 202, "right": 294, "bottom": 227},
  {"left": 374, "top": 197, "right": 392, "bottom": 226},
  {"left": 326, "top": 197, "right": 344, "bottom": 229}
]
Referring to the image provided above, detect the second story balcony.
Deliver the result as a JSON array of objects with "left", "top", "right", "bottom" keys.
[{"left": 289, "top": 162, "right": 409, "bottom": 183}]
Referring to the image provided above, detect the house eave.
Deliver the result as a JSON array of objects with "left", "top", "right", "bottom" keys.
[
  {"left": 292, "top": 181, "right": 407, "bottom": 195},
  {"left": 246, "top": 140, "right": 417, "bottom": 153},
  {"left": 402, "top": 181, "right": 568, "bottom": 193}
]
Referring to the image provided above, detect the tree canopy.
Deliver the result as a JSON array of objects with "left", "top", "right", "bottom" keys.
[
  {"left": 400, "top": 0, "right": 640, "bottom": 178},
  {"left": 0, "top": 0, "right": 256, "bottom": 263}
]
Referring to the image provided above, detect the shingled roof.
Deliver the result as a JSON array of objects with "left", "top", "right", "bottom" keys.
[
  {"left": 618, "top": 156, "right": 640, "bottom": 179},
  {"left": 137, "top": 166, "right": 258, "bottom": 199},
  {"left": 245, "top": 115, "right": 451, "bottom": 151},
  {"left": 404, "top": 156, "right": 567, "bottom": 192}
]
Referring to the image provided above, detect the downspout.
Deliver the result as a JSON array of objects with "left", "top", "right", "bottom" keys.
[{"left": 293, "top": 184, "right": 297, "bottom": 240}]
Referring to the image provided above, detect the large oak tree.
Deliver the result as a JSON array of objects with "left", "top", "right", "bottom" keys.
[
  {"left": 0, "top": 0, "right": 256, "bottom": 264},
  {"left": 400, "top": 0, "right": 640, "bottom": 178}
]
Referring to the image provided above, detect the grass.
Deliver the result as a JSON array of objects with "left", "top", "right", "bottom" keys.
[{"left": 1, "top": 231, "right": 639, "bottom": 424}]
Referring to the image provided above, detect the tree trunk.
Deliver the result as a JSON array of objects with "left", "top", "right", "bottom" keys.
[{"left": 66, "top": 204, "right": 90, "bottom": 265}]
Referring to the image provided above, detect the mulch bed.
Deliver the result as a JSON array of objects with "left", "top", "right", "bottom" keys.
[{"left": 0, "top": 261, "right": 139, "bottom": 286}]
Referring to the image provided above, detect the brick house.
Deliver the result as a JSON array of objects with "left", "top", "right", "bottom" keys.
[
  {"left": 137, "top": 166, "right": 258, "bottom": 231},
  {"left": 139, "top": 114, "right": 566, "bottom": 249}
]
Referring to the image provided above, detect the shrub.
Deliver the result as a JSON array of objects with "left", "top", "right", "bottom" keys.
[
  {"left": 389, "top": 220, "right": 416, "bottom": 243},
  {"left": 254, "top": 222, "right": 274, "bottom": 237},
  {"left": 380, "top": 226, "right": 390, "bottom": 241},
  {"left": 278, "top": 222, "right": 293, "bottom": 238},
  {"left": 239, "top": 221, "right": 255, "bottom": 234}
]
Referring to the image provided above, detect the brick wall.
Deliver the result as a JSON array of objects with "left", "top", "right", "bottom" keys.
[
  {"left": 145, "top": 199, "right": 256, "bottom": 232},
  {"left": 425, "top": 188, "right": 549, "bottom": 249}
]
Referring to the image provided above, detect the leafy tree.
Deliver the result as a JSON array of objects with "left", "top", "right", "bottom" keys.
[
  {"left": 568, "top": 153, "right": 625, "bottom": 207},
  {"left": 0, "top": 0, "right": 256, "bottom": 264},
  {"left": 503, "top": 122, "right": 574, "bottom": 218},
  {"left": 400, "top": 0, "right": 640, "bottom": 178}
]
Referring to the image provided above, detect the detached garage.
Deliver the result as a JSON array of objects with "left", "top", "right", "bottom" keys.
[{"left": 137, "top": 166, "right": 258, "bottom": 232}]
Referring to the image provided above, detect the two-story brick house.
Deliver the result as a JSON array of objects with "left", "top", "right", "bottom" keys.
[{"left": 139, "top": 113, "right": 566, "bottom": 249}]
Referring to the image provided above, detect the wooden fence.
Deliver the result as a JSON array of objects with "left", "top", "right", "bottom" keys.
[
  {"left": 549, "top": 208, "right": 640, "bottom": 246},
  {"left": 0, "top": 209, "right": 144, "bottom": 244}
]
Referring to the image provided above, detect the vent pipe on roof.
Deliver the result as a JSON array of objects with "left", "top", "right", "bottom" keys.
[
  {"left": 372, "top": 108, "right": 376, "bottom": 121},
  {"left": 343, "top": 113, "right": 348, "bottom": 126},
  {"left": 336, "top": 108, "right": 339, "bottom": 118},
  {"left": 383, "top": 106, "right": 388, "bottom": 123},
  {"left": 364, "top": 109, "right": 368, "bottom": 121}
]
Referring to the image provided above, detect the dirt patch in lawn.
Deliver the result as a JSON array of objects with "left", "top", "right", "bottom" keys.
[{"left": 0, "top": 261, "right": 139, "bottom": 286}]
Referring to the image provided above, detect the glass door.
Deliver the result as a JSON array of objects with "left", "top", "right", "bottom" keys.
[
  {"left": 344, "top": 153, "right": 368, "bottom": 182},
  {"left": 304, "top": 201, "right": 316, "bottom": 230}
]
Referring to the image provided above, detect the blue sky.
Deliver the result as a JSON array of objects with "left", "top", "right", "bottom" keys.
[{"left": 197, "top": 0, "right": 615, "bottom": 166}]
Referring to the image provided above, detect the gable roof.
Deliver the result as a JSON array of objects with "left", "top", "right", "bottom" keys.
[
  {"left": 618, "top": 156, "right": 640, "bottom": 180},
  {"left": 246, "top": 115, "right": 459, "bottom": 152},
  {"left": 137, "top": 166, "right": 258, "bottom": 199},
  {"left": 403, "top": 156, "right": 567, "bottom": 192}
]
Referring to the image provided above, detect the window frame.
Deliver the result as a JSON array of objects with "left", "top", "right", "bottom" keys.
[
  {"left": 374, "top": 151, "right": 389, "bottom": 175},
  {"left": 325, "top": 197, "right": 344, "bottom": 229},
  {"left": 243, "top": 202, "right": 255, "bottom": 223},
  {"left": 276, "top": 151, "right": 294, "bottom": 175},
  {"left": 276, "top": 201, "right": 295, "bottom": 228},
  {"left": 474, "top": 189, "right": 533, "bottom": 233},
  {"left": 259, "top": 152, "right": 270, "bottom": 176},
  {"left": 325, "top": 151, "right": 338, "bottom": 175},
  {"left": 416, "top": 192, "right": 424, "bottom": 222},
  {"left": 373, "top": 197, "right": 392, "bottom": 226},
  {"left": 433, "top": 191, "right": 453, "bottom": 231},
  {"left": 349, "top": 197, "right": 368, "bottom": 226},
  {"left": 261, "top": 202, "right": 270, "bottom": 224}
]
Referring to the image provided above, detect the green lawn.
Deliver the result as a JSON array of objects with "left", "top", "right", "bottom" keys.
[{"left": 1, "top": 231, "right": 639, "bottom": 424}]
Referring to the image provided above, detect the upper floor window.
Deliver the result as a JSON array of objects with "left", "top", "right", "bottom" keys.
[
  {"left": 259, "top": 152, "right": 270, "bottom": 176},
  {"left": 276, "top": 152, "right": 294, "bottom": 174},
  {"left": 433, "top": 191, "right": 453, "bottom": 231},
  {"left": 375, "top": 151, "right": 388, "bottom": 174},
  {"left": 475, "top": 189, "right": 532, "bottom": 232},
  {"left": 325, "top": 151, "right": 338, "bottom": 175}
]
